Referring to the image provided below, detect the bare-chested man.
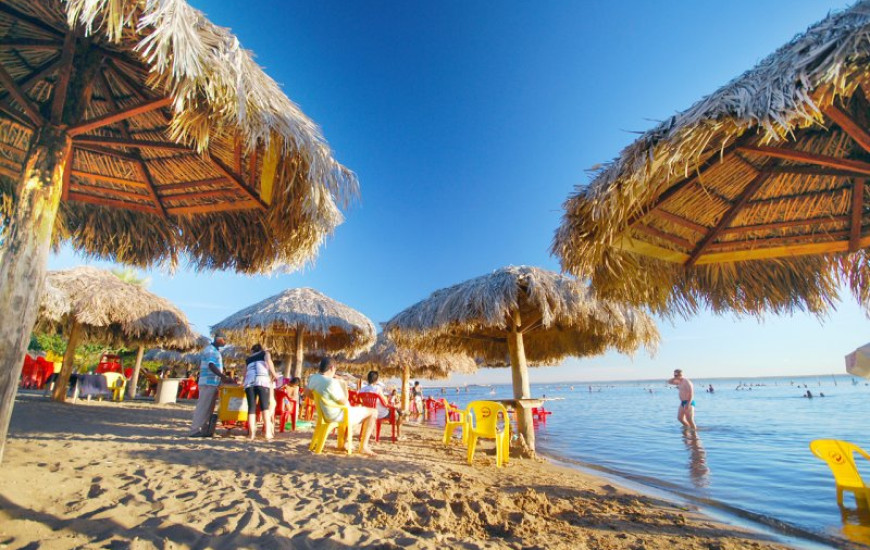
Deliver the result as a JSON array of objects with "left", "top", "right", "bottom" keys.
[{"left": 668, "top": 369, "right": 696, "bottom": 431}]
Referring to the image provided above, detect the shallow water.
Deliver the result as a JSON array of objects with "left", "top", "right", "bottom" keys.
[{"left": 421, "top": 375, "right": 870, "bottom": 548}]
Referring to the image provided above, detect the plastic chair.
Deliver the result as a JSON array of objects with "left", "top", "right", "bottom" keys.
[
  {"left": 465, "top": 400, "right": 510, "bottom": 467},
  {"left": 810, "top": 439, "right": 870, "bottom": 508},
  {"left": 275, "top": 387, "right": 298, "bottom": 432},
  {"left": 441, "top": 398, "right": 465, "bottom": 445},
  {"left": 347, "top": 389, "right": 361, "bottom": 406},
  {"left": 102, "top": 372, "right": 126, "bottom": 401},
  {"left": 358, "top": 392, "right": 399, "bottom": 442},
  {"left": 309, "top": 391, "right": 352, "bottom": 455}
]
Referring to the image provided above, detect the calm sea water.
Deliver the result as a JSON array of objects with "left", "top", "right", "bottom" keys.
[{"left": 420, "top": 375, "right": 870, "bottom": 549}]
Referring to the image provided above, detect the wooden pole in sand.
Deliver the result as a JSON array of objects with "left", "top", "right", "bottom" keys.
[
  {"left": 128, "top": 345, "right": 145, "bottom": 398},
  {"left": 401, "top": 363, "right": 410, "bottom": 411},
  {"left": 52, "top": 318, "right": 82, "bottom": 402},
  {"left": 507, "top": 310, "right": 535, "bottom": 454},
  {"left": 291, "top": 325, "right": 304, "bottom": 379}
]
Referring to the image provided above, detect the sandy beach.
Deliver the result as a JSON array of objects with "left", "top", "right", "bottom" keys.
[{"left": 0, "top": 393, "right": 792, "bottom": 550}]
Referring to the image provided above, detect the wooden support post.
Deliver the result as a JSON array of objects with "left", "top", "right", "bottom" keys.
[
  {"left": 0, "top": 126, "right": 70, "bottom": 463},
  {"left": 401, "top": 363, "right": 410, "bottom": 412},
  {"left": 52, "top": 320, "right": 82, "bottom": 402},
  {"left": 507, "top": 309, "right": 535, "bottom": 454},
  {"left": 128, "top": 345, "right": 145, "bottom": 399},
  {"left": 851, "top": 179, "right": 865, "bottom": 253},
  {"left": 292, "top": 327, "right": 304, "bottom": 379}
]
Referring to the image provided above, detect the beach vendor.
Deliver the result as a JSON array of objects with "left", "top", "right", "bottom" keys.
[
  {"left": 306, "top": 357, "right": 378, "bottom": 456},
  {"left": 189, "top": 336, "right": 232, "bottom": 437},
  {"left": 667, "top": 369, "right": 696, "bottom": 431},
  {"left": 243, "top": 344, "right": 280, "bottom": 441}
]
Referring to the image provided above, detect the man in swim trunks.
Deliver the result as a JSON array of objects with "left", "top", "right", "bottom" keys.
[{"left": 668, "top": 369, "right": 696, "bottom": 431}]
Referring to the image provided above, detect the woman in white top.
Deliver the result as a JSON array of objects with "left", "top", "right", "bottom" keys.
[{"left": 244, "top": 344, "right": 279, "bottom": 440}]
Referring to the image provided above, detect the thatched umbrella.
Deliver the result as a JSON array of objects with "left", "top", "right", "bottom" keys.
[
  {"left": 0, "top": 1, "right": 357, "bottom": 461},
  {"left": 383, "top": 266, "right": 659, "bottom": 453},
  {"left": 212, "top": 288, "right": 376, "bottom": 379},
  {"left": 554, "top": 2, "right": 870, "bottom": 318},
  {"left": 38, "top": 266, "right": 195, "bottom": 401},
  {"left": 348, "top": 333, "right": 477, "bottom": 409}
]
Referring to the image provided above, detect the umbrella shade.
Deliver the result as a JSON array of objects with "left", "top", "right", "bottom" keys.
[
  {"left": 846, "top": 343, "right": 870, "bottom": 379},
  {"left": 212, "top": 288, "right": 376, "bottom": 378},
  {"left": 37, "top": 266, "right": 195, "bottom": 401},
  {"left": 553, "top": 2, "right": 870, "bottom": 317},
  {"left": 383, "top": 266, "right": 659, "bottom": 452},
  {"left": 0, "top": 0, "right": 357, "bottom": 463},
  {"left": 348, "top": 333, "right": 477, "bottom": 380}
]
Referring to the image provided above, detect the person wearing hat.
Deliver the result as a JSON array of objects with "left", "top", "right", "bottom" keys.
[{"left": 189, "top": 336, "right": 233, "bottom": 437}]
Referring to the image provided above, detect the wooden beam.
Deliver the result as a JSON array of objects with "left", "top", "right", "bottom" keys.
[
  {"left": 67, "top": 191, "right": 161, "bottom": 215},
  {"left": 851, "top": 178, "right": 865, "bottom": 252},
  {"left": 0, "top": 39, "right": 62, "bottom": 50},
  {"left": 94, "top": 69, "right": 167, "bottom": 218},
  {"left": 0, "top": 101, "right": 34, "bottom": 128},
  {"left": 70, "top": 183, "right": 150, "bottom": 202},
  {"left": 0, "top": 164, "right": 20, "bottom": 179},
  {"left": 627, "top": 136, "right": 754, "bottom": 228},
  {"left": 61, "top": 147, "right": 72, "bottom": 201},
  {"left": 160, "top": 189, "right": 244, "bottom": 202},
  {"left": 634, "top": 224, "right": 694, "bottom": 250},
  {"left": 234, "top": 138, "right": 242, "bottom": 174},
  {"left": 50, "top": 30, "right": 77, "bottom": 125},
  {"left": 73, "top": 135, "right": 195, "bottom": 152},
  {"left": 156, "top": 178, "right": 230, "bottom": 193},
  {"left": 651, "top": 209, "right": 707, "bottom": 233},
  {"left": 764, "top": 165, "right": 866, "bottom": 178},
  {"left": 72, "top": 143, "right": 142, "bottom": 163},
  {"left": 0, "top": 3, "right": 64, "bottom": 36},
  {"left": 68, "top": 97, "right": 172, "bottom": 136},
  {"left": 693, "top": 237, "right": 870, "bottom": 265},
  {"left": 723, "top": 215, "right": 850, "bottom": 235},
  {"left": 0, "top": 63, "right": 44, "bottom": 125},
  {"left": 739, "top": 145, "right": 870, "bottom": 177},
  {"left": 823, "top": 103, "right": 870, "bottom": 155},
  {"left": 70, "top": 170, "right": 149, "bottom": 189},
  {"left": 707, "top": 231, "right": 850, "bottom": 253},
  {"left": 613, "top": 236, "right": 690, "bottom": 264},
  {"left": 685, "top": 164, "right": 776, "bottom": 267},
  {"left": 166, "top": 200, "right": 261, "bottom": 216},
  {"left": 209, "top": 155, "right": 268, "bottom": 210},
  {"left": 0, "top": 141, "right": 26, "bottom": 157}
]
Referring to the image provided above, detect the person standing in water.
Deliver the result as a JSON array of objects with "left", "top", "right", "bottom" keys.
[{"left": 668, "top": 369, "right": 696, "bottom": 431}]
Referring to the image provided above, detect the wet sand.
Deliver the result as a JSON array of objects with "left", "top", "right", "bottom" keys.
[{"left": 0, "top": 393, "right": 793, "bottom": 549}]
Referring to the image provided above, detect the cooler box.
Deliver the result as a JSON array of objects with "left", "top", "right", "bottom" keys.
[{"left": 218, "top": 386, "right": 249, "bottom": 423}]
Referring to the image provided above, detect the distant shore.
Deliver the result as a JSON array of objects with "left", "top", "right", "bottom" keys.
[{"left": 0, "top": 393, "right": 792, "bottom": 549}]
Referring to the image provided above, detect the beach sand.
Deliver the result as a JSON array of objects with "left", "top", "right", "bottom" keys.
[{"left": 0, "top": 393, "right": 792, "bottom": 549}]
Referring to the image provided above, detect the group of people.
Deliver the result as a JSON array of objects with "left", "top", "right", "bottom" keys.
[{"left": 187, "top": 336, "right": 411, "bottom": 456}]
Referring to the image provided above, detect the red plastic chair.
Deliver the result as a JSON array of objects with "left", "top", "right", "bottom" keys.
[
  {"left": 347, "top": 389, "right": 361, "bottom": 406},
  {"left": 20, "top": 355, "right": 35, "bottom": 388},
  {"left": 531, "top": 406, "right": 552, "bottom": 421},
  {"left": 358, "top": 392, "right": 400, "bottom": 443},
  {"left": 274, "top": 388, "right": 297, "bottom": 432}
]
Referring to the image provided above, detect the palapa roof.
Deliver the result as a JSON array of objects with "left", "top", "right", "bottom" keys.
[
  {"left": 554, "top": 1, "right": 870, "bottom": 317},
  {"left": 383, "top": 266, "right": 659, "bottom": 365},
  {"left": 0, "top": 0, "right": 356, "bottom": 273},
  {"left": 38, "top": 265, "right": 195, "bottom": 347},
  {"left": 347, "top": 333, "right": 477, "bottom": 381},
  {"left": 211, "top": 287, "right": 376, "bottom": 357}
]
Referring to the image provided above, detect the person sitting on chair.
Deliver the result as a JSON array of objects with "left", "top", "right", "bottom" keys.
[
  {"left": 306, "top": 357, "right": 378, "bottom": 456},
  {"left": 360, "top": 370, "right": 398, "bottom": 424}
]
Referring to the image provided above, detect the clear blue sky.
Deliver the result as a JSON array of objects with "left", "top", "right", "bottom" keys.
[{"left": 49, "top": 0, "right": 868, "bottom": 384}]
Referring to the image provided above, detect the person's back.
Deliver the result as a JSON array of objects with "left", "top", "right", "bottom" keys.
[{"left": 308, "top": 373, "right": 345, "bottom": 422}]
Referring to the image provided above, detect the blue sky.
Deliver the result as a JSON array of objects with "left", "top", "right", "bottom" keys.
[{"left": 49, "top": 1, "right": 869, "bottom": 384}]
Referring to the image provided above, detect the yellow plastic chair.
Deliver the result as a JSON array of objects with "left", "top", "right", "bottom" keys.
[
  {"left": 102, "top": 372, "right": 126, "bottom": 402},
  {"left": 308, "top": 391, "right": 352, "bottom": 455},
  {"left": 810, "top": 439, "right": 870, "bottom": 508},
  {"left": 465, "top": 400, "right": 510, "bottom": 467},
  {"left": 441, "top": 398, "right": 466, "bottom": 445}
]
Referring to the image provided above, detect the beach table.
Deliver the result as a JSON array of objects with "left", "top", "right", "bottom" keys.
[
  {"left": 155, "top": 378, "right": 184, "bottom": 404},
  {"left": 495, "top": 398, "right": 544, "bottom": 414}
]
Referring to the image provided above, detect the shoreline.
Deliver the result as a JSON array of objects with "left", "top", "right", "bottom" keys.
[{"left": 0, "top": 393, "right": 804, "bottom": 549}]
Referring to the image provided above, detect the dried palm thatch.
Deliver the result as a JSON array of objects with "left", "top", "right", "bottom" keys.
[
  {"left": 0, "top": 0, "right": 357, "bottom": 463},
  {"left": 554, "top": 2, "right": 870, "bottom": 318},
  {"left": 37, "top": 265, "right": 195, "bottom": 401},
  {"left": 383, "top": 266, "right": 658, "bottom": 452},
  {"left": 349, "top": 333, "right": 477, "bottom": 380},
  {"left": 212, "top": 288, "right": 376, "bottom": 378}
]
